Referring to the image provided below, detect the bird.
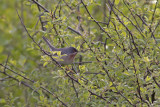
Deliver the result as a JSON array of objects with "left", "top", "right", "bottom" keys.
[{"left": 42, "top": 36, "right": 78, "bottom": 65}]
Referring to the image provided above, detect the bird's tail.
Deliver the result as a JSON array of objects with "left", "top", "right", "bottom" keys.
[{"left": 42, "top": 36, "right": 55, "bottom": 51}]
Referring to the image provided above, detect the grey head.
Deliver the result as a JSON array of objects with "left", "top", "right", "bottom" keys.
[{"left": 59, "top": 47, "right": 78, "bottom": 55}]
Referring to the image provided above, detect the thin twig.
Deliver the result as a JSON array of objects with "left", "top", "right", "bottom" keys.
[
  {"left": 108, "top": 0, "right": 141, "bottom": 57},
  {"left": 3, "top": 54, "right": 10, "bottom": 72},
  {"left": 81, "top": 0, "right": 121, "bottom": 49},
  {"left": 72, "top": 79, "right": 78, "bottom": 98},
  {"left": 102, "top": 66, "right": 134, "bottom": 106},
  {"left": 31, "top": 0, "right": 49, "bottom": 12},
  {"left": 0, "top": 70, "right": 39, "bottom": 95},
  {"left": 17, "top": 2, "right": 108, "bottom": 101},
  {"left": 153, "top": 76, "right": 160, "bottom": 88},
  {"left": 0, "top": 63, "right": 68, "bottom": 107}
]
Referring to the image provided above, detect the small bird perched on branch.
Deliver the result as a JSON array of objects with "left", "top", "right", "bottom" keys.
[{"left": 42, "top": 36, "right": 78, "bottom": 65}]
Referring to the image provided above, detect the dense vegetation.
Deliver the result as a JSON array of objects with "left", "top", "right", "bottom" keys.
[{"left": 0, "top": 0, "right": 160, "bottom": 106}]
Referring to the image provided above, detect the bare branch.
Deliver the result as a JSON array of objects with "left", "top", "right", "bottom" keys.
[
  {"left": 0, "top": 64, "right": 68, "bottom": 107},
  {"left": 31, "top": 0, "right": 49, "bottom": 12},
  {"left": 81, "top": 0, "right": 122, "bottom": 49}
]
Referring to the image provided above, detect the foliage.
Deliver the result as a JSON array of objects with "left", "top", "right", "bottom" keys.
[{"left": 0, "top": 0, "right": 160, "bottom": 106}]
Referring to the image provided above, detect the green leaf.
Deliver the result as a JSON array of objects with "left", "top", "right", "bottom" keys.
[
  {"left": 9, "top": 59, "right": 17, "bottom": 65},
  {"left": 34, "top": 81, "right": 40, "bottom": 88},
  {"left": 88, "top": 17, "right": 91, "bottom": 20},
  {"left": 123, "top": 72, "right": 129, "bottom": 75},
  {"left": 16, "top": 76, "right": 23, "bottom": 81},
  {"left": 128, "top": 99, "right": 133, "bottom": 104},
  {"left": 0, "top": 46, "right": 3, "bottom": 53},
  {"left": 43, "top": 62, "right": 48, "bottom": 67},
  {"left": 0, "top": 99, "right": 6, "bottom": 103},
  {"left": 115, "top": 0, "right": 120, "bottom": 5},
  {"left": 57, "top": 51, "right": 61, "bottom": 56},
  {"left": 146, "top": 76, "right": 151, "bottom": 81},
  {"left": 23, "top": 1, "right": 31, "bottom": 5},
  {"left": 143, "top": 57, "right": 150, "bottom": 62},
  {"left": 109, "top": 82, "right": 113, "bottom": 86}
]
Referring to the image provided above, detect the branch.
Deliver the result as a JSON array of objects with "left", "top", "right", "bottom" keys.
[
  {"left": 108, "top": 0, "right": 141, "bottom": 57},
  {"left": 16, "top": 9, "right": 62, "bottom": 67},
  {"left": 114, "top": 2, "right": 145, "bottom": 38},
  {"left": 31, "top": 0, "right": 49, "bottom": 12},
  {"left": 0, "top": 70, "right": 39, "bottom": 95},
  {"left": 0, "top": 63, "right": 68, "bottom": 107},
  {"left": 149, "top": 0, "right": 159, "bottom": 44},
  {"left": 3, "top": 54, "right": 10, "bottom": 72},
  {"left": 81, "top": 0, "right": 122, "bottom": 49},
  {"left": 0, "top": 76, "right": 10, "bottom": 81},
  {"left": 67, "top": 26, "right": 82, "bottom": 36},
  {"left": 153, "top": 76, "right": 160, "bottom": 88},
  {"left": 71, "top": 79, "right": 78, "bottom": 98},
  {"left": 17, "top": 3, "right": 107, "bottom": 101},
  {"left": 102, "top": 66, "right": 134, "bottom": 106}
]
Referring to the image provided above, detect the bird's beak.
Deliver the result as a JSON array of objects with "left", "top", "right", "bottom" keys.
[{"left": 73, "top": 52, "right": 78, "bottom": 55}]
